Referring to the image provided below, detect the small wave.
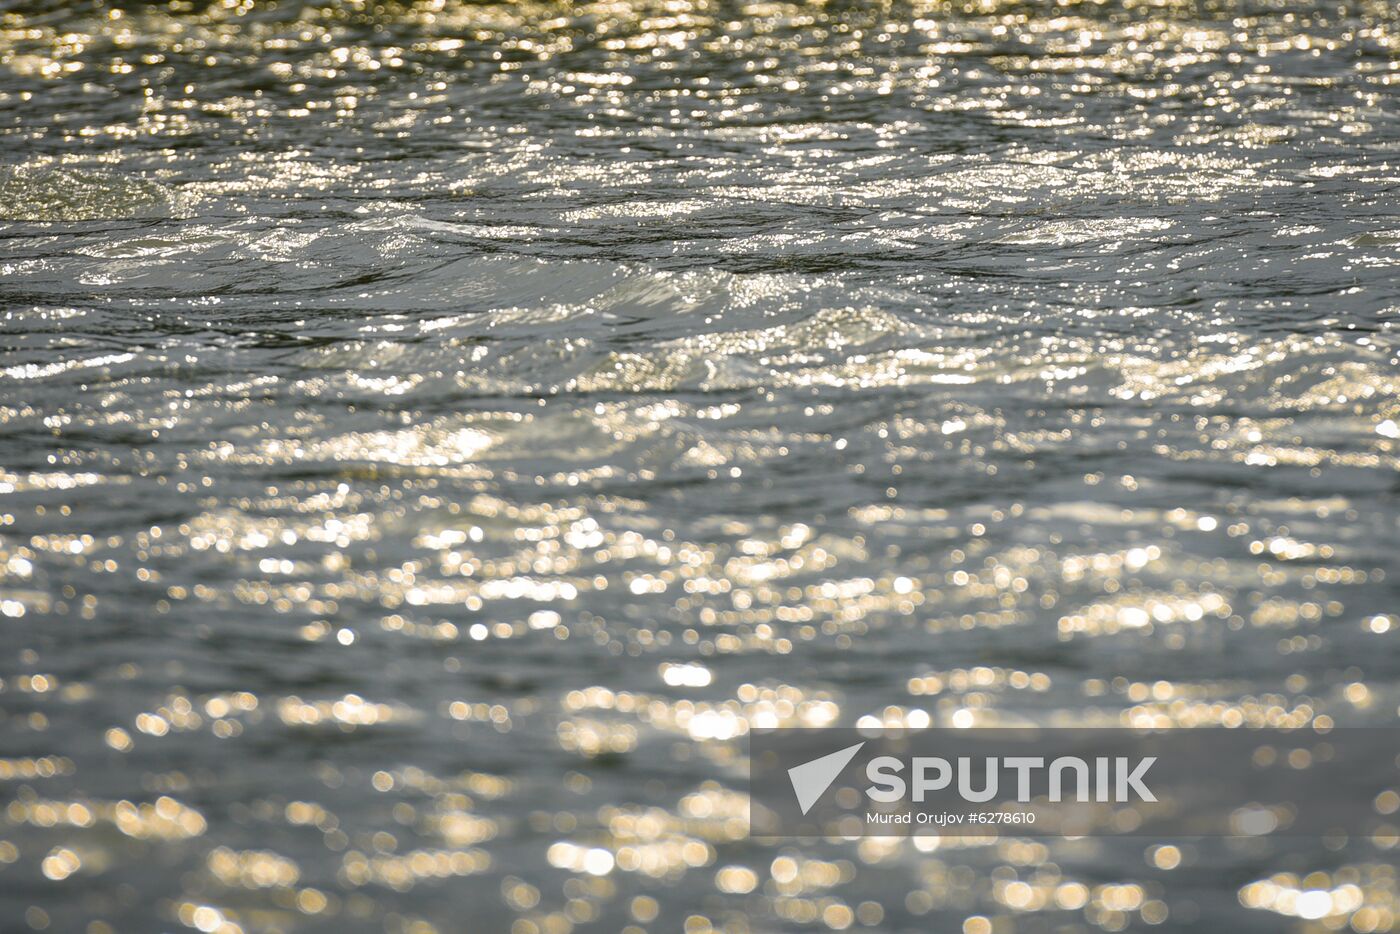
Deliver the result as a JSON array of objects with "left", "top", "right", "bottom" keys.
[{"left": 0, "top": 166, "right": 181, "bottom": 221}]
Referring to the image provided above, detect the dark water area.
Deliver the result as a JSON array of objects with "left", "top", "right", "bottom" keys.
[{"left": 1, "top": 0, "right": 1399, "bottom": 930}]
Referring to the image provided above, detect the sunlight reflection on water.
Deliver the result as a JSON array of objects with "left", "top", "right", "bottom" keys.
[{"left": 1, "top": 0, "right": 1398, "bottom": 930}]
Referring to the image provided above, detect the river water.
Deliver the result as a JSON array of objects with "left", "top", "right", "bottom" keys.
[{"left": 1, "top": 0, "right": 1398, "bottom": 931}]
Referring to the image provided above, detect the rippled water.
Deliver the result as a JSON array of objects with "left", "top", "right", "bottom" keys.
[{"left": 2, "top": 0, "right": 1399, "bottom": 931}]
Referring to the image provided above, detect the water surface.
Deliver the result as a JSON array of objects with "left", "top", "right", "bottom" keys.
[{"left": 1, "top": 0, "right": 1399, "bottom": 931}]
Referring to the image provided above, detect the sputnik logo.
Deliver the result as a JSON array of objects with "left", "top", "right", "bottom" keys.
[{"left": 787, "top": 742, "right": 865, "bottom": 815}]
